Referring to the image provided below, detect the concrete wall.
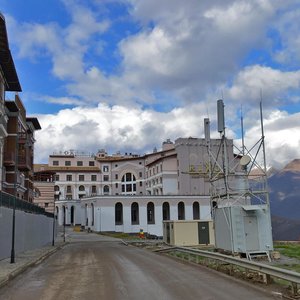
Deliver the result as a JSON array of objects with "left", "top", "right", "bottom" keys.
[{"left": 0, "top": 206, "right": 55, "bottom": 260}]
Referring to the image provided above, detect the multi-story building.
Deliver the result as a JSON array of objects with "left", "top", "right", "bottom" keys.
[
  {"left": 3, "top": 94, "right": 41, "bottom": 201},
  {"left": 37, "top": 135, "right": 238, "bottom": 236},
  {"left": 0, "top": 13, "right": 22, "bottom": 188}
]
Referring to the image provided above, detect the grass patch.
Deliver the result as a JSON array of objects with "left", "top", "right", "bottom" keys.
[{"left": 274, "top": 243, "right": 300, "bottom": 260}]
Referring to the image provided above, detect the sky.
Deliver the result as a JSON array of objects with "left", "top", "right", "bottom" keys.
[{"left": 1, "top": 0, "right": 300, "bottom": 168}]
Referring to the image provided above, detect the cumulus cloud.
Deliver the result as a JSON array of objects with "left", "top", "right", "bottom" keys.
[{"left": 5, "top": 0, "right": 300, "bottom": 167}]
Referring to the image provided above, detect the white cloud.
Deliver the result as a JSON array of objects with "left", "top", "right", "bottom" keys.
[
  {"left": 226, "top": 65, "right": 300, "bottom": 106},
  {"left": 5, "top": 0, "right": 300, "bottom": 168}
]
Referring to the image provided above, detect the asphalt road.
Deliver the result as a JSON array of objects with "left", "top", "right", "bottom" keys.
[{"left": 0, "top": 232, "right": 276, "bottom": 300}]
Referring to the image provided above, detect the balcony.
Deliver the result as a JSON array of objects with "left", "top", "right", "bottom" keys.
[{"left": 18, "top": 154, "right": 32, "bottom": 171}]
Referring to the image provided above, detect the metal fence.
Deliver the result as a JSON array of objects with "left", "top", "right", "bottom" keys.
[
  {"left": 158, "top": 246, "right": 300, "bottom": 296},
  {"left": 0, "top": 190, "right": 54, "bottom": 218}
]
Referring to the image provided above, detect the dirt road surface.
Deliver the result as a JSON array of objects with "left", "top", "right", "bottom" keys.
[{"left": 0, "top": 232, "right": 276, "bottom": 300}]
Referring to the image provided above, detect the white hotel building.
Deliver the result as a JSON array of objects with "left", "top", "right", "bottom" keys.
[{"left": 34, "top": 137, "right": 235, "bottom": 237}]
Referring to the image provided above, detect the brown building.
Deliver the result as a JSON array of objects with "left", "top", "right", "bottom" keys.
[
  {"left": 3, "top": 94, "right": 41, "bottom": 202},
  {"left": 0, "top": 13, "right": 22, "bottom": 187}
]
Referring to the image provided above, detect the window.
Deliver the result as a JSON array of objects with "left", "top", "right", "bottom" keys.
[
  {"left": 103, "top": 185, "right": 110, "bottom": 195},
  {"left": 65, "top": 161, "right": 71, "bottom": 166},
  {"left": 103, "top": 175, "right": 109, "bottom": 181},
  {"left": 54, "top": 185, "right": 60, "bottom": 192},
  {"left": 89, "top": 161, "right": 95, "bottom": 166},
  {"left": 54, "top": 175, "right": 59, "bottom": 181},
  {"left": 139, "top": 181, "right": 143, "bottom": 187},
  {"left": 79, "top": 175, "right": 84, "bottom": 181},
  {"left": 131, "top": 202, "right": 139, "bottom": 224},
  {"left": 115, "top": 183, "right": 118, "bottom": 188},
  {"left": 178, "top": 202, "right": 185, "bottom": 220},
  {"left": 103, "top": 165, "right": 109, "bottom": 172},
  {"left": 77, "top": 161, "right": 83, "bottom": 166},
  {"left": 115, "top": 174, "right": 118, "bottom": 180},
  {"left": 79, "top": 185, "right": 85, "bottom": 191},
  {"left": 91, "top": 186, "right": 97, "bottom": 194},
  {"left": 121, "top": 173, "right": 136, "bottom": 195},
  {"left": 66, "top": 186, "right": 72, "bottom": 194},
  {"left": 162, "top": 202, "right": 170, "bottom": 220},
  {"left": 115, "top": 202, "right": 123, "bottom": 225},
  {"left": 193, "top": 202, "right": 200, "bottom": 220},
  {"left": 45, "top": 203, "right": 49, "bottom": 208},
  {"left": 139, "top": 172, "right": 142, "bottom": 178},
  {"left": 91, "top": 175, "right": 97, "bottom": 181},
  {"left": 147, "top": 202, "right": 155, "bottom": 224},
  {"left": 66, "top": 175, "right": 72, "bottom": 181},
  {"left": 53, "top": 161, "right": 59, "bottom": 166}
]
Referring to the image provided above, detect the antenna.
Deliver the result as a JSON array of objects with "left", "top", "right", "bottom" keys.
[
  {"left": 204, "top": 118, "right": 210, "bottom": 144},
  {"left": 217, "top": 99, "right": 225, "bottom": 133}
]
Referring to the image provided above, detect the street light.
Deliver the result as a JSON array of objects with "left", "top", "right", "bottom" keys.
[
  {"left": 52, "top": 200, "right": 56, "bottom": 247},
  {"left": 10, "top": 130, "right": 19, "bottom": 264}
]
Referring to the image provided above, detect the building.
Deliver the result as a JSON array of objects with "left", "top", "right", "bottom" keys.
[
  {"left": 36, "top": 135, "right": 238, "bottom": 236},
  {"left": 0, "top": 13, "right": 22, "bottom": 188},
  {"left": 33, "top": 167, "right": 56, "bottom": 213},
  {"left": 3, "top": 94, "right": 41, "bottom": 201}
]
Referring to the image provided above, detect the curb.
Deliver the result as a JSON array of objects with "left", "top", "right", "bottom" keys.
[{"left": 0, "top": 243, "right": 67, "bottom": 289}]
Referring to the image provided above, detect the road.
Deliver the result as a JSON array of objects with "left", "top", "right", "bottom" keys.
[{"left": 0, "top": 230, "right": 275, "bottom": 300}]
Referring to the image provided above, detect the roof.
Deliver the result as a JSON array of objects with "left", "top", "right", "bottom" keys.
[
  {"left": 5, "top": 100, "right": 19, "bottom": 112},
  {"left": 0, "top": 13, "right": 21, "bottom": 92},
  {"left": 26, "top": 117, "right": 41, "bottom": 130}
]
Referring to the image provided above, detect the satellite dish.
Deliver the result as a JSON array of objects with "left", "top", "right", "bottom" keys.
[{"left": 240, "top": 155, "right": 251, "bottom": 166}]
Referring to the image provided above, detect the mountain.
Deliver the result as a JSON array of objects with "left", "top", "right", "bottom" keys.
[{"left": 267, "top": 159, "right": 300, "bottom": 240}]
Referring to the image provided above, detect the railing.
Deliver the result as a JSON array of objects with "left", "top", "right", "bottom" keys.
[
  {"left": 158, "top": 246, "right": 300, "bottom": 296},
  {"left": 0, "top": 190, "right": 54, "bottom": 218}
]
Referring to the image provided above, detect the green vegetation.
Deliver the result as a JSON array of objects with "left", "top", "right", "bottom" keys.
[{"left": 274, "top": 243, "right": 300, "bottom": 260}]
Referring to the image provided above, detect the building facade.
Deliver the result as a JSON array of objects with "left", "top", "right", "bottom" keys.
[
  {"left": 0, "top": 13, "right": 22, "bottom": 189},
  {"left": 37, "top": 136, "right": 238, "bottom": 236}
]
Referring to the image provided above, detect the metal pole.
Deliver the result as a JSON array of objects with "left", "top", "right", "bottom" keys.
[
  {"left": 52, "top": 201, "right": 55, "bottom": 246},
  {"left": 63, "top": 207, "right": 66, "bottom": 243},
  {"left": 11, "top": 131, "right": 18, "bottom": 263}
]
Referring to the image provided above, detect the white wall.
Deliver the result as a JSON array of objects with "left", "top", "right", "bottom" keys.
[{"left": 0, "top": 206, "right": 55, "bottom": 260}]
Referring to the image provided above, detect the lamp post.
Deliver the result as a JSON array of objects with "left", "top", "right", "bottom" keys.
[
  {"left": 52, "top": 200, "right": 55, "bottom": 247},
  {"left": 63, "top": 206, "right": 66, "bottom": 243},
  {"left": 10, "top": 130, "right": 19, "bottom": 264}
]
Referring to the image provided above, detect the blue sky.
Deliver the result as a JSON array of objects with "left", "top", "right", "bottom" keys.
[{"left": 1, "top": 0, "right": 300, "bottom": 167}]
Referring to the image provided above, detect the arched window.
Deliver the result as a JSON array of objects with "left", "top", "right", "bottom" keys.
[
  {"left": 79, "top": 185, "right": 85, "bottom": 191},
  {"left": 147, "top": 202, "right": 155, "bottom": 224},
  {"left": 71, "top": 206, "right": 75, "bottom": 224},
  {"left": 131, "top": 202, "right": 139, "bottom": 225},
  {"left": 91, "top": 203, "right": 94, "bottom": 226},
  {"left": 162, "top": 202, "right": 170, "bottom": 220},
  {"left": 193, "top": 202, "right": 200, "bottom": 220},
  {"left": 178, "top": 202, "right": 185, "bottom": 220},
  {"left": 115, "top": 202, "right": 123, "bottom": 225},
  {"left": 103, "top": 185, "right": 110, "bottom": 195},
  {"left": 121, "top": 172, "right": 136, "bottom": 195},
  {"left": 85, "top": 204, "right": 88, "bottom": 226},
  {"left": 54, "top": 185, "right": 60, "bottom": 192}
]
